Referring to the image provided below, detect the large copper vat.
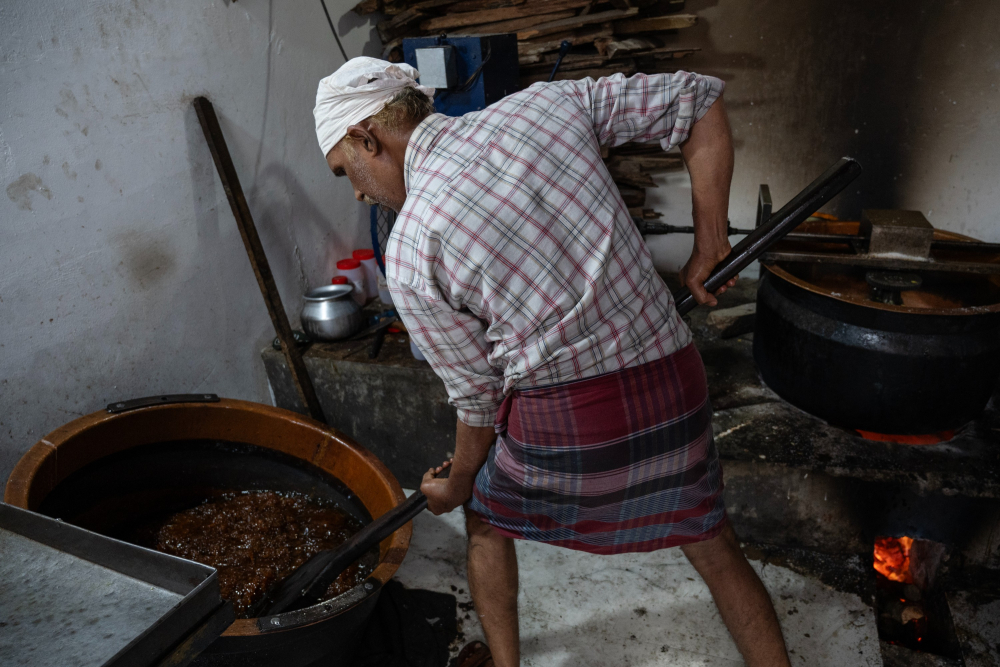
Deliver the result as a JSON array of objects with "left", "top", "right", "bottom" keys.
[{"left": 4, "top": 398, "right": 411, "bottom": 666}]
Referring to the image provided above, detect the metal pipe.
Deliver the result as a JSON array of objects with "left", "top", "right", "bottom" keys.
[{"left": 672, "top": 157, "right": 864, "bottom": 316}]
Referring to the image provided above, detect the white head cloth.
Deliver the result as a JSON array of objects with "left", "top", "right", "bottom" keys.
[{"left": 314, "top": 57, "right": 434, "bottom": 158}]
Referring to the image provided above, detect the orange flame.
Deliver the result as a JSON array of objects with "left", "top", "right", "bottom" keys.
[{"left": 874, "top": 536, "right": 914, "bottom": 583}]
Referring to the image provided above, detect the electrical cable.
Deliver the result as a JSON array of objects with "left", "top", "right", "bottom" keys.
[{"left": 320, "top": 0, "right": 349, "bottom": 62}]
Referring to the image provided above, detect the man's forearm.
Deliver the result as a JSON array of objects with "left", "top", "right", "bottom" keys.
[
  {"left": 450, "top": 419, "right": 497, "bottom": 495},
  {"left": 679, "top": 96, "right": 734, "bottom": 254}
]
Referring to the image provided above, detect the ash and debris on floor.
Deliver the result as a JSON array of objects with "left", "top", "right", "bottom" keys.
[{"left": 394, "top": 496, "right": 883, "bottom": 667}]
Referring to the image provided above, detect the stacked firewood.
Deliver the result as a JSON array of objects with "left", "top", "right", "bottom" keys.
[{"left": 353, "top": 0, "right": 700, "bottom": 221}]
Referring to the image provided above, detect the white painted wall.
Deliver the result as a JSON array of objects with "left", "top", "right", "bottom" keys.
[{"left": 0, "top": 0, "right": 377, "bottom": 479}]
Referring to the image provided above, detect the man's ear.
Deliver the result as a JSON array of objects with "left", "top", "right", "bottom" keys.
[{"left": 344, "top": 123, "right": 382, "bottom": 157}]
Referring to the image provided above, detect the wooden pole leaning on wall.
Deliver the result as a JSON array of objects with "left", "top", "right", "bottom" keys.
[{"left": 193, "top": 96, "right": 328, "bottom": 424}]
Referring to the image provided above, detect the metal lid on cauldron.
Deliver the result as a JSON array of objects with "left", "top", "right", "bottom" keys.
[{"left": 763, "top": 219, "right": 1000, "bottom": 316}]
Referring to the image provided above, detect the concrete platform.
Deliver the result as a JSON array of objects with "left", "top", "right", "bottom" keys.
[
  {"left": 262, "top": 278, "right": 1000, "bottom": 568},
  {"left": 394, "top": 496, "right": 883, "bottom": 667}
]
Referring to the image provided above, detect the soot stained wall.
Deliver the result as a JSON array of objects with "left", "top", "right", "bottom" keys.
[{"left": 646, "top": 0, "right": 1000, "bottom": 272}]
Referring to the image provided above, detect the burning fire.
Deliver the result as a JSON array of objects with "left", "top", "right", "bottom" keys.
[{"left": 874, "top": 536, "right": 914, "bottom": 583}]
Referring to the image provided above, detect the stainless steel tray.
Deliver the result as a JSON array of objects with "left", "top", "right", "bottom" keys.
[{"left": 0, "top": 503, "right": 233, "bottom": 667}]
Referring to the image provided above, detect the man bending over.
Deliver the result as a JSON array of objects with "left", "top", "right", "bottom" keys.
[{"left": 314, "top": 57, "right": 790, "bottom": 667}]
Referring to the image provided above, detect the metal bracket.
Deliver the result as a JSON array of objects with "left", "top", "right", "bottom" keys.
[
  {"left": 107, "top": 394, "right": 220, "bottom": 414},
  {"left": 256, "top": 577, "right": 381, "bottom": 633}
]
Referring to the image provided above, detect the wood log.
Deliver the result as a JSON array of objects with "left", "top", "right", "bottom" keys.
[
  {"left": 459, "top": 10, "right": 577, "bottom": 36},
  {"left": 420, "top": 0, "right": 591, "bottom": 32},
  {"left": 517, "top": 7, "right": 640, "bottom": 40},
  {"left": 614, "top": 14, "right": 698, "bottom": 35}
]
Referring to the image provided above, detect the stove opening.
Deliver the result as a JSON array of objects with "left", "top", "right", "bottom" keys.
[
  {"left": 873, "top": 536, "right": 961, "bottom": 660},
  {"left": 874, "top": 536, "right": 914, "bottom": 583}
]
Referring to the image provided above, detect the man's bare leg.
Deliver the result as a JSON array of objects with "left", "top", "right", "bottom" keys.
[
  {"left": 465, "top": 509, "right": 519, "bottom": 667},
  {"left": 681, "top": 523, "right": 791, "bottom": 667}
]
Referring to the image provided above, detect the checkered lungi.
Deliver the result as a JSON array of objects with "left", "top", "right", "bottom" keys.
[{"left": 466, "top": 343, "right": 726, "bottom": 554}]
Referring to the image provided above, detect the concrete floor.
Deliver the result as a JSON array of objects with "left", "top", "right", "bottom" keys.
[{"left": 393, "top": 496, "right": 883, "bottom": 666}]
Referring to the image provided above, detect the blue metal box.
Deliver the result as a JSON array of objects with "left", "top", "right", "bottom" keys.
[{"left": 403, "top": 34, "right": 520, "bottom": 117}]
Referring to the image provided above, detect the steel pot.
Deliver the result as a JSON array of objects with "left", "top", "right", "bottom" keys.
[
  {"left": 301, "top": 284, "right": 364, "bottom": 340},
  {"left": 754, "top": 221, "right": 1000, "bottom": 434}
]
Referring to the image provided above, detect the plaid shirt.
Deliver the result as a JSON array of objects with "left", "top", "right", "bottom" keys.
[{"left": 386, "top": 71, "right": 725, "bottom": 427}]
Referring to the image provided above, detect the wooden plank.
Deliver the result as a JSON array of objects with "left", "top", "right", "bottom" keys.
[
  {"left": 612, "top": 142, "right": 668, "bottom": 155},
  {"left": 633, "top": 0, "right": 684, "bottom": 7},
  {"left": 379, "top": 0, "right": 410, "bottom": 16},
  {"left": 519, "top": 52, "right": 611, "bottom": 73},
  {"left": 421, "top": 0, "right": 590, "bottom": 31},
  {"left": 352, "top": 0, "right": 382, "bottom": 15},
  {"left": 607, "top": 162, "right": 658, "bottom": 188},
  {"left": 628, "top": 207, "right": 663, "bottom": 219},
  {"left": 517, "top": 7, "right": 640, "bottom": 40},
  {"left": 412, "top": 0, "right": 464, "bottom": 11},
  {"left": 517, "top": 23, "right": 614, "bottom": 57},
  {"left": 377, "top": 6, "right": 426, "bottom": 42},
  {"left": 593, "top": 36, "right": 659, "bottom": 58},
  {"left": 608, "top": 154, "right": 684, "bottom": 171},
  {"left": 520, "top": 60, "right": 636, "bottom": 86},
  {"left": 459, "top": 10, "right": 576, "bottom": 36},
  {"left": 640, "top": 47, "right": 700, "bottom": 60},
  {"left": 614, "top": 14, "right": 698, "bottom": 34},
  {"left": 193, "top": 97, "right": 328, "bottom": 424},
  {"left": 448, "top": 0, "right": 525, "bottom": 12}
]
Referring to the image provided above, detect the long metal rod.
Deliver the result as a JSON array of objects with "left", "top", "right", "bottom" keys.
[
  {"left": 194, "top": 97, "right": 328, "bottom": 424},
  {"left": 641, "top": 221, "right": 1000, "bottom": 254},
  {"left": 673, "top": 157, "right": 863, "bottom": 316}
]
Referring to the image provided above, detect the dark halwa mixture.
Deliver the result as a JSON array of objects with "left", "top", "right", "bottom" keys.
[{"left": 141, "top": 491, "right": 370, "bottom": 617}]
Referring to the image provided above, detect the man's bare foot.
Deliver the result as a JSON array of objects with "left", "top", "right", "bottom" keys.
[{"left": 456, "top": 640, "right": 494, "bottom": 667}]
